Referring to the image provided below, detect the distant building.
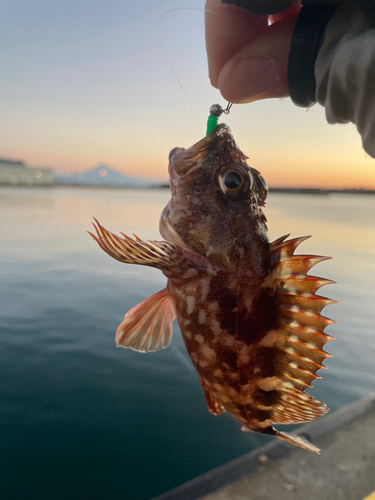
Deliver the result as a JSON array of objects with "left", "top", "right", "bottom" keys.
[{"left": 0, "top": 158, "right": 53, "bottom": 185}]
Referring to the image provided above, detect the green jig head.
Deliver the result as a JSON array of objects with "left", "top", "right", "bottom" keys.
[{"left": 206, "top": 102, "right": 233, "bottom": 135}]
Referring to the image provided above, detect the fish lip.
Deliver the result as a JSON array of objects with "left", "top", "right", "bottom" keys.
[{"left": 169, "top": 123, "right": 232, "bottom": 177}]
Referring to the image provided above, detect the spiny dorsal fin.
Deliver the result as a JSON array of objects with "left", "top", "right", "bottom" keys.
[
  {"left": 271, "top": 235, "right": 311, "bottom": 262},
  {"left": 116, "top": 288, "right": 175, "bottom": 352},
  {"left": 268, "top": 235, "right": 334, "bottom": 427}
]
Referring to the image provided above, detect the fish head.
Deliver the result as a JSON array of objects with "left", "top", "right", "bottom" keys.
[{"left": 160, "top": 124, "right": 269, "bottom": 269}]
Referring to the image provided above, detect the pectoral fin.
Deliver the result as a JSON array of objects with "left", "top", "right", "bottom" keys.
[
  {"left": 89, "top": 218, "right": 186, "bottom": 271},
  {"left": 116, "top": 288, "right": 175, "bottom": 352}
]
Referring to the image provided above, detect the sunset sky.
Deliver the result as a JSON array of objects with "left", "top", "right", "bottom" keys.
[{"left": 1, "top": 0, "right": 374, "bottom": 189}]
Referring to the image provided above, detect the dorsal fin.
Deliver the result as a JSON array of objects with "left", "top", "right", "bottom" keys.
[{"left": 268, "top": 235, "right": 335, "bottom": 426}]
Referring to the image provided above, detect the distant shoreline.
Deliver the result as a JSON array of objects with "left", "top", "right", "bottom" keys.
[{"left": 1, "top": 183, "right": 375, "bottom": 195}]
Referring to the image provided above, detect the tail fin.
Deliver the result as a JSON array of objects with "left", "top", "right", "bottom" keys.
[{"left": 274, "top": 429, "right": 320, "bottom": 454}]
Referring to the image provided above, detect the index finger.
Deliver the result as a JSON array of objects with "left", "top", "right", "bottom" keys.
[{"left": 205, "top": 0, "right": 268, "bottom": 88}]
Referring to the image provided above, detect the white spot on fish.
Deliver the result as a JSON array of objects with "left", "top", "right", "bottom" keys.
[
  {"left": 198, "top": 309, "right": 206, "bottom": 325},
  {"left": 256, "top": 420, "right": 271, "bottom": 428},
  {"left": 210, "top": 318, "right": 222, "bottom": 336},
  {"left": 245, "top": 295, "right": 253, "bottom": 311},
  {"left": 186, "top": 296, "right": 195, "bottom": 315},
  {"left": 257, "top": 377, "right": 281, "bottom": 391},
  {"left": 200, "top": 279, "right": 210, "bottom": 302},
  {"left": 223, "top": 336, "right": 234, "bottom": 347},
  {"left": 206, "top": 246, "right": 215, "bottom": 257},
  {"left": 238, "top": 345, "right": 250, "bottom": 366},
  {"left": 214, "top": 369, "right": 223, "bottom": 378},
  {"left": 299, "top": 394, "right": 310, "bottom": 401},
  {"left": 190, "top": 352, "right": 198, "bottom": 363},
  {"left": 195, "top": 334, "right": 204, "bottom": 344},
  {"left": 201, "top": 344, "right": 216, "bottom": 361},
  {"left": 258, "top": 404, "right": 273, "bottom": 411},
  {"left": 185, "top": 331, "right": 192, "bottom": 340},
  {"left": 184, "top": 319, "right": 191, "bottom": 326},
  {"left": 208, "top": 301, "right": 219, "bottom": 312},
  {"left": 282, "top": 382, "right": 294, "bottom": 389},
  {"left": 261, "top": 331, "right": 276, "bottom": 347},
  {"left": 199, "top": 360, "right": 208, "bottom": 368},
  {"left": 228, "top": 388, "right": 238, "bottom": 397}
]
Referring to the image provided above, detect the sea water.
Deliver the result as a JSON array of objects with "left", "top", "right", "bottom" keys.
[{"left": 1, "top": 187, "right": 375, "bottom": 500}]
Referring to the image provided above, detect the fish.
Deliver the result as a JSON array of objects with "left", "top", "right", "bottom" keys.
[{"left": 89, "top": 123, "right": 335, "bottom": 453}]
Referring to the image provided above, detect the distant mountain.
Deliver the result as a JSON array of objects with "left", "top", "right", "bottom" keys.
[{"left": 54, "top": 164, "right": 160, "bottom": 187}]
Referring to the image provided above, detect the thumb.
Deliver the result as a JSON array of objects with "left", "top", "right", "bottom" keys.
[{"left": 218, "top": 13, "right": 298, "bottom": 103}]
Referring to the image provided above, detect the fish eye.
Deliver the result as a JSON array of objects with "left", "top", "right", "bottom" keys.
[
  {"left": 256, "top": 174, "right": 268, "bottom": 202},
  {"left": 224, "top": 171, "right": 242, "bottom": 190},
  {"left": 218, "top": 165, "right": 253, "bottom": 200}
]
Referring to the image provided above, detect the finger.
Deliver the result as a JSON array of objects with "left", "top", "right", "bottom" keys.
[
  {"left": 217, "top": 12, "right": 298, "bottom": 103},
  {"left": 269, "top": 0, "right": 301, "bottom": 23},
  {"left": 205, "top": 0, "right": 268, "bottom": 88}
]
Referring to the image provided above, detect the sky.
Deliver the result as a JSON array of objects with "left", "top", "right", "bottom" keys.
[{"left": 0, "top": 0, "right": 374, "bottom": 189}]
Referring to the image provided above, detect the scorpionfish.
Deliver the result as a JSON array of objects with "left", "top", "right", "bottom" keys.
[{"left": 90, "top": 123, "right": 335, "bottom": 453}]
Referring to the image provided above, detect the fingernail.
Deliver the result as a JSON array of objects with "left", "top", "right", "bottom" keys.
[{"left": 220, "top": 57, "right": 279, "bottom": 102}]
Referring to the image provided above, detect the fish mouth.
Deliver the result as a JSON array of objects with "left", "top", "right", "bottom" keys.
[
  {"left": 169, "top": 123, "right": 233, "bottom": 178},
  {"left": 162, "top": 127, "right": 233, "bottom": 258}
]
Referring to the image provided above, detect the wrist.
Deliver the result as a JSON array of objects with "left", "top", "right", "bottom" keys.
[{"left": 287, "top": 3, "right": 340, "bottom": 107}]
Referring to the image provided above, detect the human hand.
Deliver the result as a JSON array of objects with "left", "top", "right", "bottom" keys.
[{"left": 205, "top": 0, "right": 302, "bottom": 103}]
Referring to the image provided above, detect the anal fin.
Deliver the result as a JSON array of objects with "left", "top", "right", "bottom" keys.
[
  {"left": 116, "top": 288, "right": 175, "bottom": 352},
  {"left": 200, "top": 377, "right": 226, "bottom": 416}
]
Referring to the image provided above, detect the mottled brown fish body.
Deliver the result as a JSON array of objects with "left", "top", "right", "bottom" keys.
[
  {"left": 168, "top": 244, "right": 278, "bottom": 432},
  {"left": 90, "top": 124, "right": 335, "bottom": 454}
]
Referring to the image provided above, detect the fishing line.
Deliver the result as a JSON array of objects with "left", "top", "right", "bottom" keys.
[
  {"left": 240, "top": 428, "right": 316, "bottom": 500},
  {"left": 156, "top": 8, "right": 322, "bottom": 498},
  {"left": 170, "top": 342, "right": 196, "bottom": 374},
  {"left": 156, "top": 7, "right": 205, "bottom": 136}
]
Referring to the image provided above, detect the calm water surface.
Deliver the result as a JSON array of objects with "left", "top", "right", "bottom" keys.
[{"left": 1, "top": 187, "right": 375, "bottom": 500}]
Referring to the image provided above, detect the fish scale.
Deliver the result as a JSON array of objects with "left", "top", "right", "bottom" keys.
[{"left": 89, "top": 122, "right": 335, "bottom": 454}]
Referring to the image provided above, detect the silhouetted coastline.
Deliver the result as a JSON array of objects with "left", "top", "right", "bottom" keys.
[{"left": 2, "top": 183, "right": 375, "bottom": 195}]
